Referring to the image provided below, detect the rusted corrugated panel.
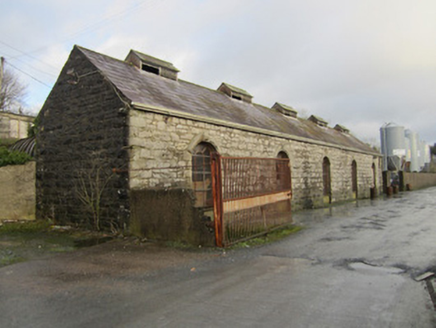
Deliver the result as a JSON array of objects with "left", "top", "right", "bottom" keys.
[
  {"left": 212, "top": 155, "right": 293, "bottom": 247},
  {"left": 9, "top": 136, "right": 36, "bottom": 157},
  {"left": 223, "top": 191, "right": 291, "bottom": 213}
]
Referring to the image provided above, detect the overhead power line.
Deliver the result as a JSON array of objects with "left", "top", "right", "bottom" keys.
[
  {"left": 0, "top": 40, "right": 59, "bottom": 73},
  {"left": 10, "top": 0, "right": 164, "bottom": 60},
  {"left": 0, "top": 0, "right": 166, "bottom": 94},
  {"left": 5, "top": 60, "right": 52, "bottom": 88},
  {"left": 62, "top": 0, "right": 161, "bottom": 41}
]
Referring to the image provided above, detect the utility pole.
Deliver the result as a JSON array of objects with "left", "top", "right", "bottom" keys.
[{"left": 0, "top": 56, "right": 4, "bottom": 92}]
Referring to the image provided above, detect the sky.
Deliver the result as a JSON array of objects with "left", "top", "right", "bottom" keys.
[{"left": 1, "top": 0, "right": 436, "bottom": 146}]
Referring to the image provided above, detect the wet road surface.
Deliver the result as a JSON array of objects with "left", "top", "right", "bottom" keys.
[{"left": 2, "top": 187, "right": 436, "bottom": 327}]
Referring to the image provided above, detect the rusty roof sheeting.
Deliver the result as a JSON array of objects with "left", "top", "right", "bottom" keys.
[{"left": 76, "top": 46, "right": 378, "bottom": 155}]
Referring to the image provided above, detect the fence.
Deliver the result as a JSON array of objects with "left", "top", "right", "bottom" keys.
[
  {"left": 399, "top": 172, "right": 436, "bottom": 191},
  {"left": 211, "top": 154, "right": 293, "bottom": 247}
]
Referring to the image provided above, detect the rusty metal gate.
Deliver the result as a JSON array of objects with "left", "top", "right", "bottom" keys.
[{"left": 211, "top": 153, "right": 293, "bottom": 247}]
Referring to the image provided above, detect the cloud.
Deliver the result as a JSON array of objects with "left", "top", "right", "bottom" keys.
[{"left": 1, "top": 0, "right": 435, "bottom": 144}]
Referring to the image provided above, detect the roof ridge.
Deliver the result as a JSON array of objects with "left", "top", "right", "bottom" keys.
[
  {"left": 75, "top": 45, "right": 129, "bottom": 66},
  {"left": 69, "top": 45, "right": 377, "bottom": 155}
]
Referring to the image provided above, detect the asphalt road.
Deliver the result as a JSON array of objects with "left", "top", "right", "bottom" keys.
[{"left": 2, "top": 187, "right": 436, "bottom": 327}]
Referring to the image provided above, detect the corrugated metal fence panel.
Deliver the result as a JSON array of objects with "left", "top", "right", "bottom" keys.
[{"left": 212, "top": 154, "right": 292, "bottom": 247}]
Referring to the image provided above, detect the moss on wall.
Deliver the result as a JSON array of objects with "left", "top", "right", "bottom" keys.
[{"left": 130, "top": 188, "right": 215, "bottom": 246}]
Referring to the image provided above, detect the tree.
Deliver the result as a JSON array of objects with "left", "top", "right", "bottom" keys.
[
  {"left": 0, "top": 65, "right": 27, "bottom": 113},
  {"left": 75, "top": 158, "right": 115, "bottom": 232}
]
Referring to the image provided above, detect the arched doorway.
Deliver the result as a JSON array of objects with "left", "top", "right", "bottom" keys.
[
  {"left": 372, "top": 163, "right": 376, "bottom": 188},
  {"left": 277, "top": 151, "right": 292, "bottom": 192},
  {"left": 277, "top": 151, "right": 288, "bottom": 159},
  {"left": 323, "top": 157, "right": 331, "bottom": 204},
  {"left": 370, "top": 163, "right": 377, "bottom": 199},
  {"left": 351, "top": 160, "right": 358, "bottom": 199},
  {"left": 192, "top": 142, "right": 216, "bottom": 207}
]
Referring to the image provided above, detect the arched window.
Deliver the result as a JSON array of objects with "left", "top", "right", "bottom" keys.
[
  {"left": 277, "top": 151, "right": 288, "bottom": 159},
  {"left": 370, "top": 163, "right": 377, "bottom": 199},
  {"left": 192, "top": 142, "right": 216, "bottom": 207},
  {"left": 351, "top": 160, "right": 358, "bottom": 198},
  {"left": 323, "top": 157, "right": 332, "bottom": 204}
]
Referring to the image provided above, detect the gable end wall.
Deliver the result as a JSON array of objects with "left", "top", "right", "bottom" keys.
[{"left": 36, "top": 48, "right": 130, "bottom": 231}]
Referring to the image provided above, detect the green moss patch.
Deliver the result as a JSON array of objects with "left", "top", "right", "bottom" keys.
[
  {"left": 0, "top": 220, "right": 114, "bottom": 268},
  {"left": 231, "top": 225, "right": 303, "bottom": 249}
]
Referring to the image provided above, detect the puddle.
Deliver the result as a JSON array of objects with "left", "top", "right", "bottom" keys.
[{"left": 349, "top": 261, "right": 405, "bottom": 275}]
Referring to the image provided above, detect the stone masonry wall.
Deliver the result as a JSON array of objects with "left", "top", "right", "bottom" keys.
[
  {"left": 36, "top": 48, "right": 130, "bottom": 231},
  {"left": 400, "top": 172, "right": 436, "bottom": 191},
  {"left": 0, "top": 161, "right": 35, "bottom": 221},
  {"left": 0, "top": 112, "right": 34, "bottom": 139},
  {"left": 129, "top": 109, "right": 382, "bottom": 213}
]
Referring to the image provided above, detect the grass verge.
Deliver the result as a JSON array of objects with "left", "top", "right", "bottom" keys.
[
  {"left": 0, "top": 220, "right": 113, "bottom": 268},
  {"left": 230, "top": 225, "right": 303, "bottom": 249}
]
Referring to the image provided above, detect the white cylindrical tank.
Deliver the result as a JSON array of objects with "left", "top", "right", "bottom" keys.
[
  {"left": 380, "top": 123, "right": 406, "bottom": 171},
  {"left": 424, "top": 143, "right": 431, "bottom": 165},
  {"left": 418, "top": 141, "right": 431, "bottom": 171},
  {"left": 405, "top": 137, "right": 411, "bottom": 162},
  {"left": 405, "top": 130, "right": 419, "bottom": 172},
  {"left": 418, "top": 140, "right": 425, "bottom": 170}
]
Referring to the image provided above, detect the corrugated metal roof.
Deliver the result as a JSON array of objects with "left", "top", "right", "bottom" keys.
[
  {"left": 9, "top": 136, "right": 35, "bottom": 157},
  {"left": 76, "top": 46, "right": 378, "bottom": 155}
]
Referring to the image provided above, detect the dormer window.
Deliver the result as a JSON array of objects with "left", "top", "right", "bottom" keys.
[
  {"left": 218, "top": 82, "right": 253, "bottom": 104},
  {"left": 308, "top": 115, "right": 328, "bottom": 127},
  {"left": 272, "top": 102, "right": 298, "bottom": 118},
  {"left": 334, "top": 124, "right": 350, "bottom": 134},
  {"left": 141, "top": 63, "right": 160, "bottom": 75},
  {"left": 125, "top": 50, "right": 179, "bottom": 81}
]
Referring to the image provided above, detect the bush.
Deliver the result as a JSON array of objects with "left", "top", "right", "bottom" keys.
[
  {"left": 0, "top": 138, "right": 18, "bottom": 147},
  {"left": 0, "top": 146, "right": 32, "bottom": 167}
]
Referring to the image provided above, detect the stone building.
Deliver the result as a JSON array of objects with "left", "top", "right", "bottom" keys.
[
  {"left": 0, "top": 111, "right": 34, "bottom": 140},
  {"left": 36, "top": 46, "right": 381, "bottom": 245}
]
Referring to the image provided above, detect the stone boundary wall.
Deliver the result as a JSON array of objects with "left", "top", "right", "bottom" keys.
[
  {"left": 129, "top": 109, "right": 382, "bottom": 210},
  {"left": 0, "top": 161, "right": 35, "bottom": 221},
  {"left": 400, "top": 172, "right": 436, "bottom": 191}
]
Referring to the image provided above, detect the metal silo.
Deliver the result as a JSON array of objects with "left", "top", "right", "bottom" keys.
[
  {"left": 424, "top": 143, "right": 431, "bottom": 165},
  {"left": 418, "top": 140, "right": 425, "bottom": 171},
  {"left": 405, "top": 137, "right": 411, "bottom": 162},
  {"left": 405, "top": 130, "right": 419, "bottom": 172},
  {"left": 424, "top": 143, "right": 431, "bottom": 172},
  {"left": 380, "top": 123, "right": 406, "bottom": 171},
  {"left": 418, "top": 140, "right": 431, "bottom": 172}
]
